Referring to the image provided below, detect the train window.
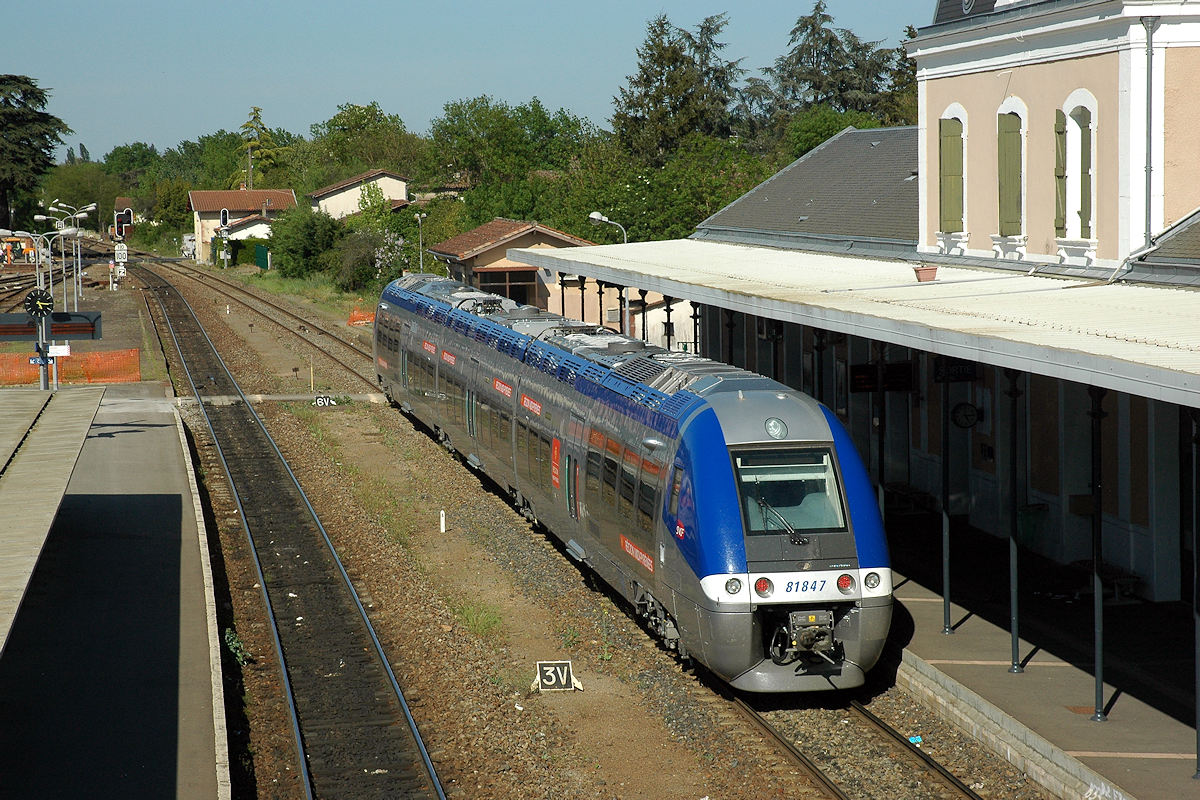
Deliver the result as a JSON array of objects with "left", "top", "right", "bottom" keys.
[
  {"left": 516, "top": 422, "right": 531, "bottom": 480},
  {"left": 731, "top": 448, "right": 847, "bottom": 535},
  {"left": 585, "top": 448, "right": 602, "bottom": 494},
  {"left": 668, "top": 465, "right": 683, "bottom": 516},
  {"left": 637, "top": 458, "right": 660, "bottom": 532},
  {"left": 618, "top": 447, "right": 637, "bottom": 518},
  {"left": 602, "top": 443, "right": 619, "bottom": 505},
  {"left": 499, "top": 411, "right": 511, "bottom": 444},
  {"left": 538, "top": 431, "right": 552, "bottom": 489}
]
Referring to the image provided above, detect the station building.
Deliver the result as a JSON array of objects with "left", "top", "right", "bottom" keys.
[{"left": 510, "top": 0, "right": 1200, "bottom": 750}]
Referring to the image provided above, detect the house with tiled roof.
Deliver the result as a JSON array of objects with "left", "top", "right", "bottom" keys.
[
  {"left": 188, "top": 188, "right": 296, "bottom": 261},
  {"left": 307, "top": 169, "right": 408, "bottom": 220},
  {"left": 428, "top": 218, "right": 593, "bottom": 308}
]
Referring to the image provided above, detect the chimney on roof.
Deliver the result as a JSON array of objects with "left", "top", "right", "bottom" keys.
[{"left": 239, "top": 183, "right": 247, "bottom": 191}]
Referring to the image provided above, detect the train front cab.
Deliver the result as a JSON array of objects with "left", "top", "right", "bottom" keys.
[{"left": 665, "top": 390, "right": 892, "bottom": 692}]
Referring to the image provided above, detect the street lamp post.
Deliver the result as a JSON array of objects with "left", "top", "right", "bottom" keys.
[
  {"left": 10, "top": 226, "right": 79, "bottom": 391},
  {"left": 588, "top": 211, "right": 628, "bottom": 334},
  {"left": 50, "top": 202, "right": 95, "bottom": 311},
  {"left": 414, "top": 212, "right": 427, "bottom": 272}
]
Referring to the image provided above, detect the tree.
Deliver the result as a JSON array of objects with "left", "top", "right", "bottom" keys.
[
  {"left": 154, "top": 177, "right": 192, "bottom": 230},
  {"left": 240, "top": 106, "right": 284, "bottom": 189},
  {"left": 78, "top": 143, "right": 90, "bottom": 162},
  {"left": 428, "top": 96, "right": 588, "bottom": 189},
  {"left": 785, "top": 105, "right": 881, "bottom": 157},
  {"left": 37, "top": 161, "right": 123, "bottom": 233},
  {"left": 269, "top": 205, "right": 343, "bottom": 278},
  {"left": 877, "top": 26, "right": 918, "bottom": 126},
  {"left": 308, "top": 101, "right": 425, "bottom": 177},
  {"left": 611, "top": 14, "right": 742, "bottom": 165},
  {"left": 0, "top": 75, "right": 71, "bottom": 228},
  {"left": 103, "top": 141, "right": 160, "bottom": 182},
  {"left": 754, "top": 2, "right": 896, "bottom": 130}
]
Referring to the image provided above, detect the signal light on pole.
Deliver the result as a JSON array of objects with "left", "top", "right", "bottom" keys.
[
  {"left": 219, "top": 208, "right": 229, "bottom": 228},
  {"left": 114, "top": 207, "right": 133, "bottom": 239}
]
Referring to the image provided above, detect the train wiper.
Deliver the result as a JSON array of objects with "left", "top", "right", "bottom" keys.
[
  {"left": 754, "top": 479, "right": 808, "bottom": 546},
  {"left": 753, "top": 479, "right": 796, "bottom": 536}
]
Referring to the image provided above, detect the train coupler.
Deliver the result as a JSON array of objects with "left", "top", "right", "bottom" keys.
[{"left": 769, "top": 609, "right": 837, "bottom": 666}]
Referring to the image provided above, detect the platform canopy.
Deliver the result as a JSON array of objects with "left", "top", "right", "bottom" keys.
[{"left": 510, "top": 238, "right": 1200, "bottom": 408}]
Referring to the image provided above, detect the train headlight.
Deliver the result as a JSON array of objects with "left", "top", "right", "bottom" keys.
[
  {"left": 725, "top": 578, "right": 743, "bottom": 595},
  {"left": 764, "top": 417, "right": 788, "bottom": 440},
  {"left": 864, "top": 572, "right": 881, "bottom": 590},
  {"left": 837, "top": 573, "right": 855, "bottom": 594},
  {"left": 754, "top": 577, "right": 773, "bottom": 597}
]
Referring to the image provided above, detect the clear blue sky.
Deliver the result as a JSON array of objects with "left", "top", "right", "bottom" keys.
[{"left": 12, "top": 1, "right": 932, "bottom": 162}]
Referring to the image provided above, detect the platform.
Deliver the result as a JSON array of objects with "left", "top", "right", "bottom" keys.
[
  {"left": 0, "top": 386, "right": 103, "bottom": 654},
  {"left": 0, "top": 383, "right": 228, "bottom": 799},
  {"left": 888, "top": 515, "right": 1199, "bottom": 800}
]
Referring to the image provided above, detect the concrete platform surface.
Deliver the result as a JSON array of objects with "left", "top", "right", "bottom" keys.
[
  {"left": 894, "top": 572, "right": 1196, "bottom": 800},
  {"left": 0, "top": 386, "right": 103, "bottom": 654},
  {"left": 0, "top": 382, "right": 228, "bottom": 799}
]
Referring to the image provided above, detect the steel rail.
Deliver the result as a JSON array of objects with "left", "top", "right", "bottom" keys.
[{"left": 135, "top": 263, "right": 446, "bottom": 799}]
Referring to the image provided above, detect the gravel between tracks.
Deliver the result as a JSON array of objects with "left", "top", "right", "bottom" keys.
[{"left": 154, "top": 265, "right": 1058, "bottom": 800}]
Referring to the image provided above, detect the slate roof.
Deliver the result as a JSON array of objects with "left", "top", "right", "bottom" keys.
[
  {"left": 692, "top": 126, "right": 918, "bottom": 257},
  {"left": 188, "top": 189, "right": 296, "bottom": 213},
  {"left": 308, "top": 169, "right": 408, "bottom": 200},
  {"left": 429, "top": 218, "right": 593, "bottom": 261}
]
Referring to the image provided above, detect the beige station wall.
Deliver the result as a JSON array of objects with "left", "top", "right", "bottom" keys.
[
  {"left": 923, "top": 51, "right": 1120, "bottom": 261},
  {"left": 1164, "top": 47, "right": 1200, "bottom": 228}
]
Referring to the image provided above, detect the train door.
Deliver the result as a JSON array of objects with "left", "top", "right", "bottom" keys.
[{"left": 564, "top": 413, "right": 585, "bottom": 522}]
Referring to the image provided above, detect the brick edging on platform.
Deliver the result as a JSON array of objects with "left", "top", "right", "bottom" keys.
[{"left": 896, "top": 651, "right": 1134, "bottom": 800}]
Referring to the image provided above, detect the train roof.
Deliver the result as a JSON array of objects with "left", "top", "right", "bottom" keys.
[{"left": 381, "top": 274, "right": 788, "bottom": 427}]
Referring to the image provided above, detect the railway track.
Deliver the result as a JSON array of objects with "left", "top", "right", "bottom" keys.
[
  {"left": 148, "top": 258, "right": 377, "bottom": 389},
  {"left": 729, "top": 687, "right": 988, "bottom": 800},
  {"left": 133, "top": 254, "right": 1023, "bottom": 799},
  {"left": 133, "top": 262, "right": 445, "bottom": 800}
]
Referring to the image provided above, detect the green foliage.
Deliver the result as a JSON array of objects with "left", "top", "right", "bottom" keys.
[
  {"left": 0, "top": 75, "right": 71, "bottom": 226},
  {"left": 612, "top": 14, "right": 742, "bottom": 166},
  {"left": 154, "top": 177, "right": 191, "bottom": 229},
  {"left": 428, "top": 95, "right": 589, "bottom": 188},
  {"left": 329, "top": 228, "right": 405, "bottom": 292},
  {"left": 230, "top": 236, "right": 269, "bottom": 266},
  {"left": 102, "top": 141, "right": 160, "bottom": 181},
  {"left": 37, "top": 161, "right": 123, "bottom": 233},
  {"left": 270, "top": 204, "right": 343, "bottom": 278},
  {"left": 785, "top": 104, "right": 881, "bottom": 158},
  {"left": 240, "top": 106, "right": 284, "bottom": 189},
  {"left": 452, "top": 602, "right": 502, "bottom": 638},
  {"left": 308, "top": 101, "right": 426, "bottom": 179}
]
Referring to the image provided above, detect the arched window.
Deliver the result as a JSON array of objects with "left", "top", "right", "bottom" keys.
[{"left": 1056, "top": 91, "right": 1097, "bottom": 241}]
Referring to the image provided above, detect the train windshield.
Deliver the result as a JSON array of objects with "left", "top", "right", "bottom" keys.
[{"left": 731, "top": 448, "right": 847, "bottom": 535}]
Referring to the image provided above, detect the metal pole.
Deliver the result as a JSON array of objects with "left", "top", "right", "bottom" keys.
[
  {"left": 942, "top": 378, "right": 953, "bottom": 634},
  {"left": 1191, "top": 409, "right": 1200, "bottom": 778},
  {"left": 664, "top": 297, "right": 674, "bottom": 350},
  {"left": 1089, "top": 385, "right": 1108, "bottom": 721},
  {"left": 578, "top": 279, "right": 586, "bottom": 323},
  {"left": 597, "top": 282, "right": 605, "bottom": 328},
  {"left": 1006, "top": 369, "right": 1024, "bottom": 672},
  {"left": 639, "top": 289, "right": 648, "bottom": 341},
  {"left": 692, "top": 304, "right": 701, "bottom": 356}
]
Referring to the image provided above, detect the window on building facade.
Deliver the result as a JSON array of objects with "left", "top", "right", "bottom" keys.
[
  {"left": 997, "top": 112, "right": 1023, "bottom": 236},
  {"left": 939, "top": 117, "right": 965, "bottom": 233},
  {"left": 1055, "top": 107, "right": 1093, "bottom": 240}
]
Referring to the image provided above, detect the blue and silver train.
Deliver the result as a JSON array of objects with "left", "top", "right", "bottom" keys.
[{"left": 374, "top": 275, "right": 892, "bottom": 692}]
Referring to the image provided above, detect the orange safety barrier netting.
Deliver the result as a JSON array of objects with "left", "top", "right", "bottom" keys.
[
  {"left": 348, "top": 306, "right": 376, "bottom": 326},
  {"left": 0, "top": 348, "right": 141, "bottom": 385}
]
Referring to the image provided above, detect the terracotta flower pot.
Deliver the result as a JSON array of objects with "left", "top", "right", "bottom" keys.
[{"left": 913, "top": 265, "right": 938, "bottom": 282}]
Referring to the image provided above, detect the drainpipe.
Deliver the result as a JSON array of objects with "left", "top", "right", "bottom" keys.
[{"left": 1141, "top": 16, "right": 1160, "bottom": 251}]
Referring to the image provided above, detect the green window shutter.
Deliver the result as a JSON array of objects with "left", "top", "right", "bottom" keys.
[
  {"left": 998, "top": 113, "right": 1023, "bottom": 237},
  {"left": 1054, "top": 110, "right": 1067, "bottom": 238},
  {"left": 939, "top": 118, "right": 964, "bottom": 233},
  {"left": 1078, "top": 108, "right": 1093, "bottom": 239}
]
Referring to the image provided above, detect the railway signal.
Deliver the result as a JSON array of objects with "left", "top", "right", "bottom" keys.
[{"left": 113, "top": 207, "right": 132, "bottom": 239}]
